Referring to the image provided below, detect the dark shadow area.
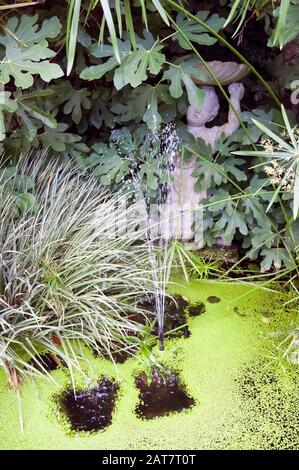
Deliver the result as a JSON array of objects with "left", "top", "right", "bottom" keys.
[
  {"left": 28, "top": 353, "right": 65, "bottom": 373},
  {"left": 59, "top": 378, "right": 119, "bottom": 433}
]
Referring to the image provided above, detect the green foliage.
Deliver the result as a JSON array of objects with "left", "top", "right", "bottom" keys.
[
  {"left": 173, "top": 11, "right": 225, "bottom": 49},
  {"left": 184, "top": 105, "right": 298, "bottom": 270},
  {"left": 224, "top": 0, "right": 296, "bottom": 47},
  {"left": 81, "top": 32, "right": 165, "bottom": 89},
  {"left": 0, "top": 1, "right": 298, "bottom": 272},
  {"left": 268, "top": 1, "right": 298, "bottom": 48},
  {"left": 0, "top": 91, "right": 17, "bottom": 140},
  {"left": 233, "top": 105, "right": 299, "bottom": 220},
  {"left": 0, "top": 157, "right": 158, "bottom": 384},
  {"left": 162, "top": 59, "right": 205, "bottom": 108},
  {"left": 166, "top": 240, "right": 218, "bottom": 282},
  {"left": 87, "top": 142, "right": 130, "bottom": 185},
  {"left": 0, "top": 165, "right": 38, "bottom": 214}
]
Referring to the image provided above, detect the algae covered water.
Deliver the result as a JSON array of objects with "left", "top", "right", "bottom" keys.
[{"left": 0, "top": 281, "right": 298, "bottom": 450}]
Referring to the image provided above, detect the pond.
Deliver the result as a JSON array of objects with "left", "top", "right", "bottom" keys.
[{"left": 0, "top": 281, "right": 298, "bottom": 450}]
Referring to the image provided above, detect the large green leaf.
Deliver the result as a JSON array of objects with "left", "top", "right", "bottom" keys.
[
  {"left": 80, "top": 33, "right": 165, "bottom": 89},
  {"left": 87, "top": 143, "right": 130, "bottom": 185},
  {"left": 39, "top": 123, "right": 81, "bottom": 152},
  {"left": 19, "top": 102, "right": 57, "bottom": 128},
  {"left": 0, "top": 15, "right": 63, "bottom": 88},
  {"left": 114, "top": 43, "right": 165, "bottom": 89},
  {"left": 80, "top": 37, "right": 132, "bottom": 81},
  {"left": 5, "top": 88, "right": 57, "bottom": 142},
  {"left": 193, "top": 155, "right": 246, "bottom": 190},
  {"left": 260, "top": 248, "right": 294, "bottom": 271},
  {"left": 163, "top": 60, "right": 204, "bottom": 108},
  {"left": 251, "top": 224, "right": 274, "bottom": 251},
  {"left": 5, "top": 14, "right": 62, "bottom": 47},
  {"left": 111, "top": 84, "right": 172, "bottom": 130},
  {"left": 207, "top": 190, "right": 249, "bottom": 242},
  {"left": 173, "top": 11, "right": 225, "bottom": 49},
  {"left": 0, "top": 91, "right": 18, "bottom": 140},
  {"left": 207, "top": 190, "right": 234, "bottom": 214}
]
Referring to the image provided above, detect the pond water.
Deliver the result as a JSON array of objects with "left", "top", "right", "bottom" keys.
[{"left": 0, "top": 281, "right": 298, "bottom": 450}]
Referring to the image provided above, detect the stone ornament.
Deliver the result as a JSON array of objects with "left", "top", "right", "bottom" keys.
[{"left": 156, "top": 62, "right": 247, "bottom": 244}]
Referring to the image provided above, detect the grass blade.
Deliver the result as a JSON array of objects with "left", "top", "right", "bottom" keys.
[{"left": 66, "top": 0, "right": 81, "bottom": 76}]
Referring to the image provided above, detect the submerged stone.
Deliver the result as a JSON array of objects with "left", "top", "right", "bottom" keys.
[{"left": 207, "top": 295, "right": 221, "bottom": 303}]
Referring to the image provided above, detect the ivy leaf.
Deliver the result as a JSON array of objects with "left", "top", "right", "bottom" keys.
[
  {"left": 0, "top": 91, "right": 18, "bottom": 140},
  {"left": 173, "top": 12, "right": 225, "bottom": 49},
  {"left": 0, "top": 15, "right": 63, "bottom": 89},
  {"left": 163, "top": 60, "right": 204, "bottom": 108}
]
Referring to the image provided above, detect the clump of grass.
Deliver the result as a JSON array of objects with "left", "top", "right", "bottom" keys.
[{"left": 0, "top": 156, "right": 157, "bottom": 387}]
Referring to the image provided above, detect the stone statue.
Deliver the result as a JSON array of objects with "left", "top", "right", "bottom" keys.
[{"left": 156, "top": 79, "right": 245, "bottom": 243}]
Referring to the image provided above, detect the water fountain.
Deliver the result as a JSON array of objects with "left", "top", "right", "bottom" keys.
[{"left": 113, "top": 67, "right": 247, "bottom": 349}]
